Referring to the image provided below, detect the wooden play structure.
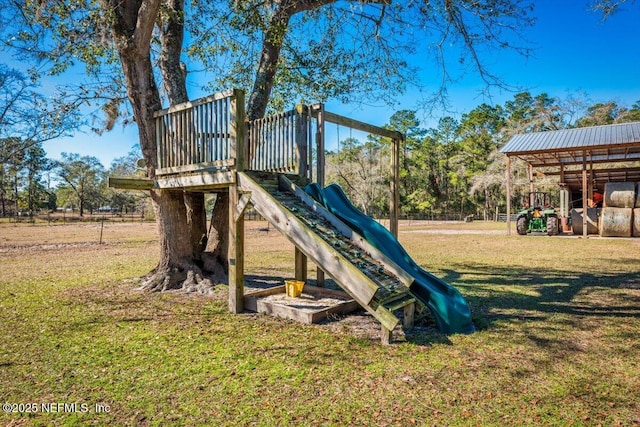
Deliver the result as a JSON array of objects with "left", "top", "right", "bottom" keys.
[{"left": 110, "top": 88, "right": 416, "bottom": 343}]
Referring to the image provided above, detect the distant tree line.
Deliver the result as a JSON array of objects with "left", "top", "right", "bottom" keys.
[
  {"left": 0, "top": 142, "right": 149, "bottom": 218},
  {"left": 327, "top": 92, "right": 640, "bottom": 220},
  {"left": 0, "top": 63, "right": 149, "bottom": 219}
]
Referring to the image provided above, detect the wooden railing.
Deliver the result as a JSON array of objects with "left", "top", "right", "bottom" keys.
[
  {"left": 154, "top": 89, "right": 311, "bottom": 178},
  {"left": 247, "top": 107, "right": 310, "bottom": 176},
  {"left": 154, "top": 89, "right": 244, "bottom": 175}
]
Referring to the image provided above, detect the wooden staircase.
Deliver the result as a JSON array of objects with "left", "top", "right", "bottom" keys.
[{"left": 238, "top": 171, "right": 423, "bottom": 343}]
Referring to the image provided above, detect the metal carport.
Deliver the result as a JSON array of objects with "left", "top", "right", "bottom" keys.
[{"left": 500, "top": 121, "right": 640, "bottom": 236}]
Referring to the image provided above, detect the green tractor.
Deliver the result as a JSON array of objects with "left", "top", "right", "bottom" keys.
[{"left": 516, "top": 192, "right": 559, "bottom": 236}]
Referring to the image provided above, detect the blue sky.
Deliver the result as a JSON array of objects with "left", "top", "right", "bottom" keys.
[{"left": 39, "top": 0, "right": 640, "bottom": 168}]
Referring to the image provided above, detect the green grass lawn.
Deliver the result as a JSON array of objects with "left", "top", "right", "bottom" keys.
[{"left": 1, "top": 221, "right": 639, "bottom": 426}]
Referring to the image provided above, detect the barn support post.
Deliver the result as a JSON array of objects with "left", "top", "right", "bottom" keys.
[
  {"left": 560, "top": 163, "right": 565, "bottom": 217},
  {"left": 528, "top": 163, "right": 535, "bottom": 207},
  {"left": 505, "top": 155, "right": 512, "bottom": 235},
  {"left": 588, "top": 161, "right": 594, "bottom": 206},
  {"left": 582, "top": 151, "right": 588, "bottom": 238}
]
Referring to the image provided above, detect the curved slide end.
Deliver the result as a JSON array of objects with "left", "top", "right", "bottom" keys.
[
  {"left": 411, "top": 280, "right": 476, "bottom": 335},
  {"left": 305, "top": 182, "right": 475, "bottom": 335}
]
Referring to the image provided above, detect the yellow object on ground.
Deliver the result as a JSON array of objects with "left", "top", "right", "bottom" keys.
[{"left": 285, "top": 280, "right": 305, "bottom": 297}]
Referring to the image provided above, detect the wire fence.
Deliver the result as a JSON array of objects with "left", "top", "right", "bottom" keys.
[
  {"left": 1, "top": 208, "right": 518, "bottom": 225},
  {"left": 0, "top": 210, "right": 152, "bottom": 224}
]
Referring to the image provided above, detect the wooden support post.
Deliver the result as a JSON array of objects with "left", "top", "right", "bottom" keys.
[
  {"left": 316, "top": 270, "right": 325, "bottom": 287},
  {"left": 403, "top": 302, "right": 415, "bottom": 329},
  {"left": 294, "top": 248, "right": 307, "bottom": 282},
  {"left": 295, "top": 105, "right": 309, "bottom": 178},
  {"left": 228, "top": 184, "right": 245, "bottom": 313},
  {"left": 582, "top": 151, "right": 588, "bottom": 238},
  {"left": 228, "top": 89, "right": 246, "bottom": 313},
  {"left": 528, "top": 163, "right": 535, "bottom": 207},
  {"left": 231, "top": 89, "right": 246, "bottom": 171},
  {"left": 505, "top": 155, "right": 511, "bottom": 235},
  {"left": 381, "top": 326, "right": 393, "bottom": 345},
  {"left": 390, "top": 137, "right": 400, "bottom": 238},
  {"left": 588, "top": 161, "right": 594, "bottom": 207},
  {"left": 315, "top": 104, "right": 326, "bottom": 287},
  {"left": 559, "top": 164, "right": 566, "bottom": 218},
  {"left": 316, "top": 104, "right": 325, "bottom": 187}
]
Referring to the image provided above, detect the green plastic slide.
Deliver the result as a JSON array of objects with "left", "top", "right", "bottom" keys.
[{"left": 305, "top": 183, "right": 475, "bottom": 335}]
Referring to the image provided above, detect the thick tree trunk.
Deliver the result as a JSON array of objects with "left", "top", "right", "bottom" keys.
[
  {"left": 203, "top": 192, "right": 229, "bottom": 276},
  {"left": 119, "top": 53, "right": 210, "bottom": 291},
  {"left": 102, "top": 0, "right": 214, "bottom": 292},
  {"left": 142, "top": 189, "right": 213, "bottom": 293},
  {"left": 184, "top": 192, "right": 207, "bottom": 261},
  {"left": 157, "top": 0, "right": 228, "bottom": 288}
]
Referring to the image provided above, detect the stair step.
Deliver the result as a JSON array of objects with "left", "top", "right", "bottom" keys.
[
  {"left": 380, "top": 293, "right": 416, "bottom": 312},
  {"left": 246, "top": 171, "right": 410, "bottom": 307}
]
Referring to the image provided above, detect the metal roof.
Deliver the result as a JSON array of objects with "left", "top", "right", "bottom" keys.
[
  {"left": 502, "top": 121, "right": 640, "bottom": 153},
  {"left": 500, "top": 121, "right": 640, "bottom": 168}
]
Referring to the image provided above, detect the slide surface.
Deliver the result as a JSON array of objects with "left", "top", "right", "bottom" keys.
[{"left": 305, "top": 183, "right": 475, "bottom": 334}]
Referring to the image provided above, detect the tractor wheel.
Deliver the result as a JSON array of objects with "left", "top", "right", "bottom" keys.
[
  {"left": 547, "top": 216, "right": 559, "bottom": 236},
  {"left": 516, "top": 217, "right": 528, "bottom": 235}
]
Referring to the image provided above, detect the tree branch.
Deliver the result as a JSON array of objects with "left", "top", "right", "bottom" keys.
[
  {"left": 247, "top": 0, "right": 393, "bottom": 119},
  {"left": 159, "top": 0, "right": 188, "bottom": 104},
  {"left": 134, "top": 0, "right": 162, "bottom": 52}
]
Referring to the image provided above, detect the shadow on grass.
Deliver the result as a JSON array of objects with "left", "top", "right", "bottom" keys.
[
  {"left": 429, "top": 261, "right": 640, "bottom": 366},
  {"left": 79, "top": 267, "right": 638, "bottom": 349},
  {"left": 445, "top": 261, "right": 640, "bottom": 329}
]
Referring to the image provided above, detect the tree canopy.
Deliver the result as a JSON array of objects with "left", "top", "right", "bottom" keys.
[
  {"left": 2, "top": 0, "right": 537, "bottom": 126},
  {"left": 0, "top": 65, "right": 79, "bottom": 164}
]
